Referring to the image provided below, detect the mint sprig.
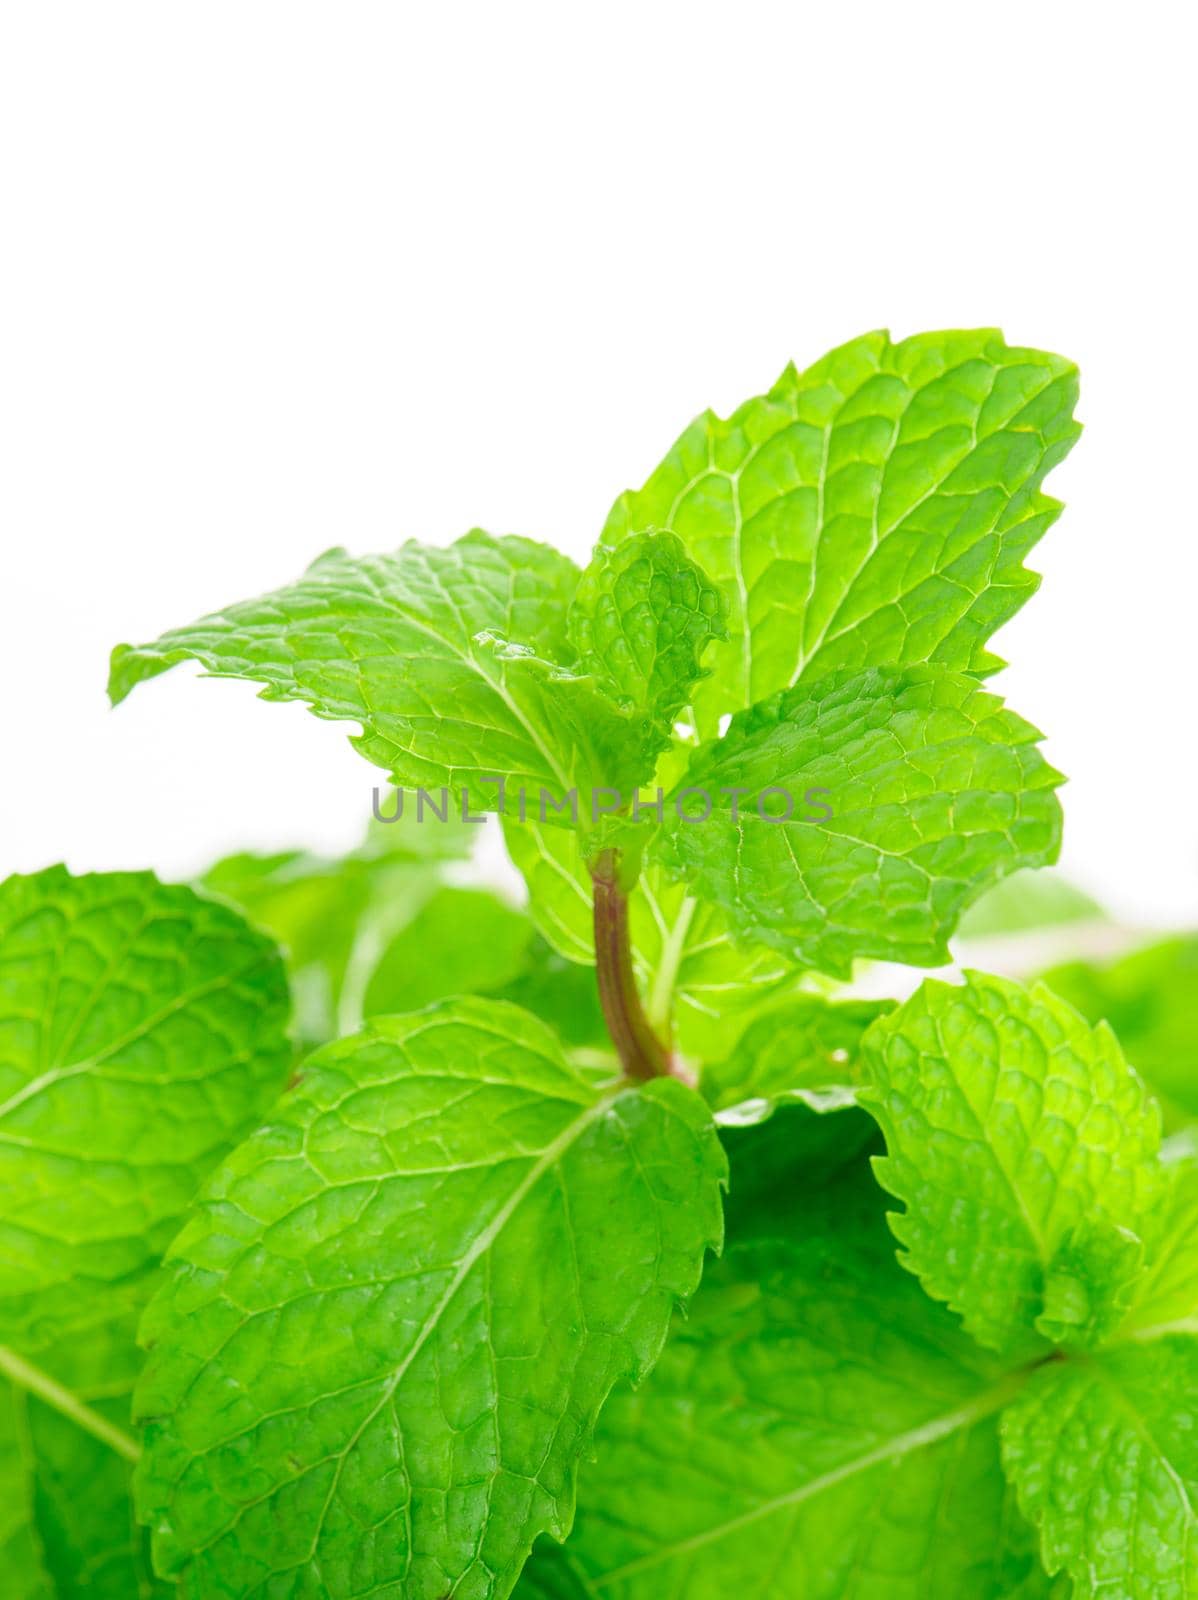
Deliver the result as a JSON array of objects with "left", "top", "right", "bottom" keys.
[{"left": 15, "top": 331, "right": 1192, "bottom": 1599}]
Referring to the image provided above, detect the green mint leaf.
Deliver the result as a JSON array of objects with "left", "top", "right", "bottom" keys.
[
  {"left": 135, "top": 998, "right": 725, "bottom": 1598},
  {"left": 0, "top": 866, "right": 290, "bottom": 1598},
  {"left": 206, "top": 825, "right": 611, "bottom": 1054},
  {"left": 514, "top": 1543, "right": 597, "bottom": 1600},
  {"left": 544, "top": 1163, "right": 1054, "bottom": 1599},
  {"left": 110, "top": 532, "right": 647, "bottom": 823},
  {"left": 604, "top": 330, "right": 1079, "bottom": 732},
  {"left": 568, "top": 530, "right": 727, "bottom": 746},
  {"left": 362, "top": 885, "right": 535, "bottom": 1015},
  {"left": 1033, "top": 1216, "right": 1145, "bottom": 1347},
  {"left": 0, "top": 1381, "right": 53, "bottom": 1598},
  {"left": 0, "top": 866, "right": 291, "bottom": 1348},
  {"left": 201, "top": 843, "right": 443, "bottom": 1047},
  {"left": 488, "top": 936, "right": 610, "bottom": 1053},
  {"left": 863, "top": 972, "right": 1164, "bottom": 1355},
  {"left": 701, "top": 994, "right": 893, "bottom": 1123},
  {"left": 504, "top": 816, "right": 804, "bottom": 1058},
  {"left": 654, "top": 666, "right": 1063, "bottom": 977},
  {"left": 718, "top": 1100, "right": 881, "bottom": 1232},
  {"left": 1120, "top": 1160, "right": 1198, "bottom": 1338},
  {"left": 1042, "top": 933, "right": 1198, "bottom": 1127},
  {"left": 0, "top": 1335, "right": 170, "bottom": 1600},
  {"left": 1002, "top": 1337, "right": 1198, "bottom": 1598}
]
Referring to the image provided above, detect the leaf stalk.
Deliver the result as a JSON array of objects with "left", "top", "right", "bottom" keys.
[{"left": 590, "top": 849, "right": 673, "bottom": 1081}]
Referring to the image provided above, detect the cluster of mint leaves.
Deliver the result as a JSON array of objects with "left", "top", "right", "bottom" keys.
[{"left": 2, "top": 329, "right": 1195, "bottom": 1600}]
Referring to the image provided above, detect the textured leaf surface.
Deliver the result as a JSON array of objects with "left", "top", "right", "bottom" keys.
[
  {"left": 504, "top": 817, "right": 802, "bottom": 1058},
  {"left": 135, "top": 999, "right": 725, "bottom": 1599},
  {"left": 0, "top": 867, "right": 291, "bottom": 1347},
  {"left": 110, "top": 532, "right": 650, "bottom": 821},
  {"left": 1003, "top": 1338, "right": 1198, "bottom": 1598},
  {"left": 1043, "top": 934, "right": 1198, "bottom": 1126},
  {"left": 702, "top": 995, "right": 892, "bottom": 1122},
  {"left": 604, "top": 329, "right": 1080, "bottom": 732},
  {"left": 0, "top": 867, "right": 290, "bottom": 1598},
  {"left": 863, "top": 973, "right": 1163, "bottom": 1355},
  {"left": 568, "top": 530, "right": 727, "bottom": 743},
  {"left": 656, "top": 666, "right": 1063, "bottom": 977},
  {"left": 543, "top": 1164, "right": 1055, "bottom": 1599}
]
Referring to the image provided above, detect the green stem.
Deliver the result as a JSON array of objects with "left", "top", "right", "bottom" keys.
[
  {"left": 590, "top": 850, "right": 672, "bottom": 1082},
  {"left": 647, "top": 895, "right": 697, "bottom": 1033}
]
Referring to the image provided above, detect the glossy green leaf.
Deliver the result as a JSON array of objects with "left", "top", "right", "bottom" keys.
[
  {"left": 604, "top": 329, "right": 1080, "bottom": 732},
  {"left": 541, "top": 1163, "right": 1055, "bottom": 1599},
  {"left": 0, "top": 867, "right": 291, "bottom": 1598},
  {"left": 135, "top": 999, "right": 725, "bottom": 1599},
  {"left": 863, "top": 972, "right": 1163, "bottom": 1355},
  {"left": 0, "top": 867, "right": 291, "bottom": 1348},
  {"left": 110, "top": 532, "right": 649, "bottom": 825},
  {"left": 655, "top": 666, "right": 1063, "bottom": 977},
  {"left": 1002, "top": 1337, "right": 1198, "bottom": 1599}
]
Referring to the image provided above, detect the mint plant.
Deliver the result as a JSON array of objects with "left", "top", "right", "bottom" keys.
[{"left": 4, "top": 329, "right": 1193, "bottom": 1598}]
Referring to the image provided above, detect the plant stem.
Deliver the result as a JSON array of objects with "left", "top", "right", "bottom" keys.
[
  {"left": 647, "top": 894, "right": 697, "bottom": 1033},
  {"left": 590, "top": 849, "right": 672, "bottom": 1081}
]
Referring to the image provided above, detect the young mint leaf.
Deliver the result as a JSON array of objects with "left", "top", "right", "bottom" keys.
[
  {"left": 0, "top": 866, "right": 291, "bottom": 1599},
  {"left": 604, "top": 330, "right": 1080, "bottom": 733},
  {"left": 1002, "top": 1338, "right": 1198, "bottom": 1599},
  {"left": 863, "top": 972, "right": 1164, "bottom": 1356},
  {"left": 654, "top": 666, "right": 1063, "bottom": 977},
  {"left": 1042, "top": 933, "right": 1198, "bottom": 1127},
  {"left": 504, "top": 816, "right": 804, "bottom": 1057},
  {"left": 540, "top": 1163, "right": 1055, "bottom": 1599},
  {"left": 110, "top": 532, "right": 648, "bottom": 824},
  {"left": 134, "top": 998, "right": 725, "bottom": 1599},
  {"left": 568, "top": 530, "right": 727, "bottom": 744},
  {"left": 701, "top": 994, "right": 893, "bottom": 1123}
]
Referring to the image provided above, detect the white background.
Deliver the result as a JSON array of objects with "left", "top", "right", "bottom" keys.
[{"left": 2, "top": 3, "right": 1195, "bottom": 929}]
